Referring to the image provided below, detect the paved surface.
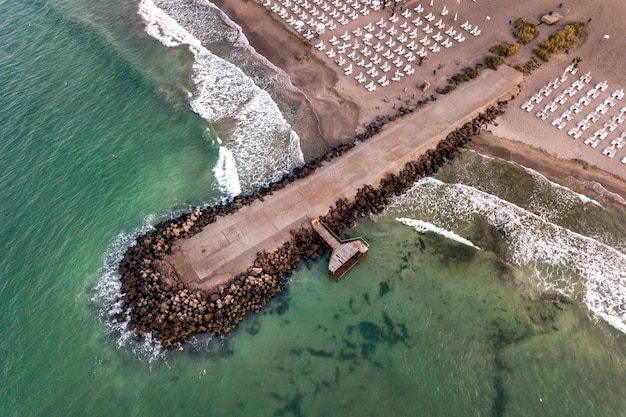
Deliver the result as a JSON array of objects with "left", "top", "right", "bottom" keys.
[{"left": 167, "top": 65, "right": 523, "bottom": 290}]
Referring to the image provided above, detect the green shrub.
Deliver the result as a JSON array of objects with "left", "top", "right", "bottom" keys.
[
  {"left": 436, "top": 85, "right": 457, "bottom": 94},
  {"left": 462, "top": 66, "right": 480, "bottom": 79},
  {"left": 568, "top": 22, "right": 586, "bottom": 35},
  {"left": 514, "top": 58, "right": 541, "bottom": 74},
  {"left": 451, "top": 73, "right": 470, "bottom": 83},
  {"left": 533, "top": 47, "right": 551, "bottom": 62},
  {"left": 489, "top": 42, "right": 520, "bottom": 57},
  {"left": 512, "top": 18, "right": 539, "bottom": 44},
  {"left": 484, "top": 55, "right": 505, "bottom": 70},
  {"left": 537, "top": 22, "right": 586, "bottom": 53},
  {"left": 514, "top": 64, "right": 527, "bottom": 74},
  {"left": 533, "top": 22, "right": 586, "bottom": 62}
]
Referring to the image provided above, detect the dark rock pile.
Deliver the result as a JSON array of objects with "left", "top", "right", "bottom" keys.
[{"left": 114, "top": 102, "right": 507, "bottom": 347}]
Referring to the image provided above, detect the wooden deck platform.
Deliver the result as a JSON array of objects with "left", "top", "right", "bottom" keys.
[{"left": 311, "top": 218, "right": 369, "bottom": 280}]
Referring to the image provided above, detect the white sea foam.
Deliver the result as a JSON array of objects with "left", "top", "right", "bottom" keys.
[
  {"left": 396, "top": 217, "right": 480, "bottom": 249},
  {"left": 213, "top": 145, "right": 242, "bottom": 198},
  {"left": 138, "top": 0, "right": 303, "bottom": 192},
  {"left": 390, "top": 177, "right": 626, "bottom": 335},
  {"left": 91, "top": 223, "right": 173, "bottom": 364},
  {"left": 158, "top": 0, "right": 302, "bottom": 95}
]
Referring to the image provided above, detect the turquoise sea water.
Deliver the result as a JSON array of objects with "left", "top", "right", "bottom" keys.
[{"left": 1, "top": 1, "right": 626, "bottom": 416}]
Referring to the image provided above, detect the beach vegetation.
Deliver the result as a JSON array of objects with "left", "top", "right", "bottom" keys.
[
  {"left": 462, "top": 66, "right": 480, "bottom": 79},
  {"left": 533, "top": 22, "right": 587, "bottom": 62},
  {"left": 533, "top": 47, "right": 551, "bottom": 62},
  {"left": 484, "top": 55, "right": 505, "bottom": 70},
  {"left": 514, "top": 57, "right": 541, "bottom": 74},
  {"left": 511, "top": 18, "right": 540, "bottom": 44},
  {"left": 462, "top": 67, "right": 480, "bottom": 79},
  {"left": 436, "top": 85, "right": 457, "bottom": 94},
  {"left": 489, "top": 42, "right": 520, "bottom": 57},
  {"left": 451, "top": 73, "right": 470, "bottom": 83},
  {"left": 449, "top": 67, "right": 480, "bottom": 85}
]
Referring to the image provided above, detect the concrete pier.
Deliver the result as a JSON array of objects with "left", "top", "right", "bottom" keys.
[{"left": 167, "top": 66, "right": 523, "bottom": 291}]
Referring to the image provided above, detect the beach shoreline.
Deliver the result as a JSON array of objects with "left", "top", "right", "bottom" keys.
[
  {"left": 211, "top": 0, "right": 626, "bottom": 205},
  {"left": 211, "top": 0, "right": 361, "bottom": 158},
  {"left": 467, "top": 132, "right": 626, "bottom": 206}
]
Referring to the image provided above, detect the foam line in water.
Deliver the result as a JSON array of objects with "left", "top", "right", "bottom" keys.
[
  {"left": 389, "top": 177, "right": 626, "bottom": 335},
  {"left": 138, "top": 0, "right": 303, "bottom": 192},
  {"left": 396, "top": 217, "right": 480, "bottom": 249},
  {"left": 213, "top": 145, "right": 242, "bottom": 198}
]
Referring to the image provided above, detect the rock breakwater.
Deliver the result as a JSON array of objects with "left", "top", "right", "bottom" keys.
[{"left": 114, "top": 102, "right": 507, "bottom": 347}]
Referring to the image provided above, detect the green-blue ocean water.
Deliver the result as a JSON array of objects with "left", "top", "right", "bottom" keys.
[{"left": 1, "top": 1, "right": 626, "bottom": 416}]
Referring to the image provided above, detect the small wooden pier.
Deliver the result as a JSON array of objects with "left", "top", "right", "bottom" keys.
[{"left": 311, "top": 218, "right": 369, "bottom": 281}]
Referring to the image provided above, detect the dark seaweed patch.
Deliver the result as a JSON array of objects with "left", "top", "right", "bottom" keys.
[
  {"left": 273, "top": 392, "right": 304, "bottom": 417},
  {"left": 417, "top": 237, "right": 426, "bottom": 253},
  {"left": 357, "top": 312, "right": 410, "bottom": 346},
  {"left": 363, "top": 292, "right": 370, "bottom": 304},
  {"left": 338, "top": 351, "right": 358, "bottom": 361},
  {"left": 379, "top": 282, "right": 390, "bottom": 297},
  {"left": 343, "top": 338, "right": 357, "bottom": 350},
  {"left": 360, "top": 343, "right": 377, "bottom": 359},
  {"left": 245, "top": 318, "right": 260, "bottom": 336},
  {"left": 307, "top": 348, "right": 334, "bottom": 358},
  {"left": 289, "top": 348, "right": 304, "bottom": 357},
  {"left": 358, "top": 321, "right": 385, "bottom": 343},
  {"left": 276, "top": 303, "right": 288, "bottom": 315},
  {"left": 491, "top": 374, "right": 508, "bottom": 417}
]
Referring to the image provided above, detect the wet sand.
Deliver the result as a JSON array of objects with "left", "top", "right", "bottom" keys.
[{"left": 468, "top": 132, "right": 626, "bottom": 206}]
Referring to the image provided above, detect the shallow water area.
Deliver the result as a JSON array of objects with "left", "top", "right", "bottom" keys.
[{"left": 117, "top": 215, "right": 626, "bottom": 417}]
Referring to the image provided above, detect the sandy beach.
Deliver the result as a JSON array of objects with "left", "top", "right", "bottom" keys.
[{"left": 214, "top": 0, "right": 626, "bottom": 200}]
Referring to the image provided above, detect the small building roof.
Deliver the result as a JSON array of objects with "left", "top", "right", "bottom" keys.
[{"left": 542, "top": 13, "right": 563, "bottom": 25}]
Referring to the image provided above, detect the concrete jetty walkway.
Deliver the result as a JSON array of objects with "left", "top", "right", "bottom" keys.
[{"left": 167, "top": 66, "right": 522, "bottom": 290}]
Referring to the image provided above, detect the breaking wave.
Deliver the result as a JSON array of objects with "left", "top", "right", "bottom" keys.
[
  {"left": 396, "top": 217, "right": 480, "bottom": 249},
  {"left": 91, "top": 218, "right": 171, "bottom": 364},
  {"left": 138, "top": 0, "right": 303, "bottom": 193},
  {"left": 389, "top": 177, "right": 626, "bottom": 334}
]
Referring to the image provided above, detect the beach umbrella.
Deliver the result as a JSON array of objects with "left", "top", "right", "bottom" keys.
[
  {"left": 296, "top": 20, "right": 304, "bottom": 28},
  {"left": 316, "top": 23, "right": 325, "bottom": 34}
]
